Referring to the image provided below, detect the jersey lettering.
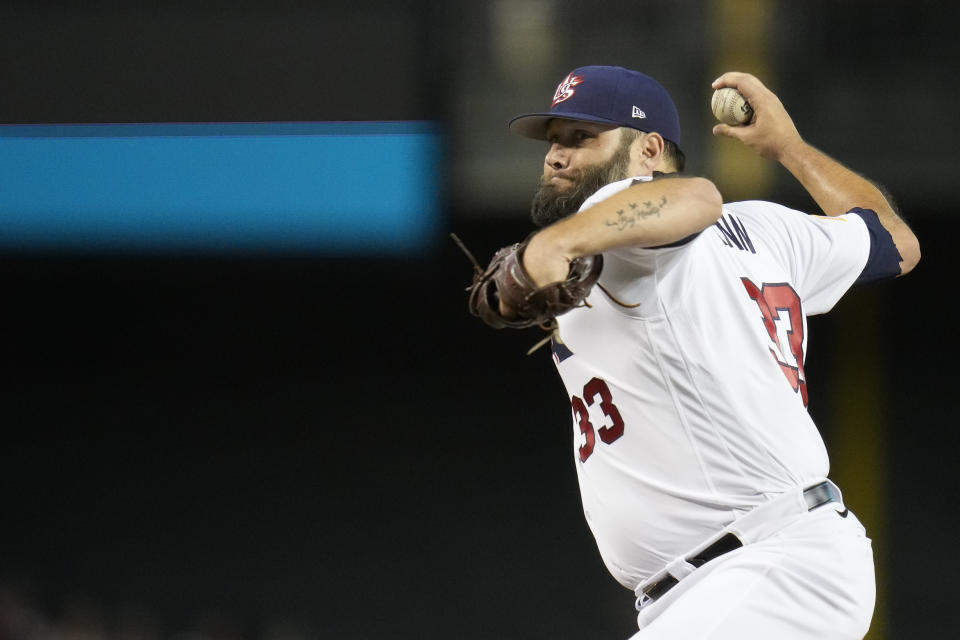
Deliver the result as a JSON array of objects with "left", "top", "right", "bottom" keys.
[
  {"left": 572, "top": 377, "right": 625, "bottom": 462},
  {"left": 741, "top": 279, "right": 808, "bottom": 405},
  {"left": 714, "top": 215, "right": 756, "bottom": 253}
]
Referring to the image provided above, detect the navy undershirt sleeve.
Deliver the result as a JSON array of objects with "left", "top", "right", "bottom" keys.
[{"left": 848, "top": 207, "right": 903, "bottom": 284}]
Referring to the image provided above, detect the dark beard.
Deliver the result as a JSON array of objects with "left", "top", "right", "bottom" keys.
[{"left": 529, "top": 145, "right": 632, "bottom": 227}]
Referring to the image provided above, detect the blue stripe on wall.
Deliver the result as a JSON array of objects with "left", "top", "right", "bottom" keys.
[{"left": 0, "top": 122, "right": 443, "bottom": 253}]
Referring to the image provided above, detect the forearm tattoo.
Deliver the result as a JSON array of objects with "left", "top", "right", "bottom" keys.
[{"left": 604, "top": 196, "right": 668, "bottom": 231}]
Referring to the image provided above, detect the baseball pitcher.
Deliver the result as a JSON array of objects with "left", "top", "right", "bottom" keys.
[{"left": 465, "top": 66, "right": 920, "bottom": 639}]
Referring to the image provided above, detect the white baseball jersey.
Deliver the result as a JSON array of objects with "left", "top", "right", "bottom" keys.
[{"left": 553, "top": 176, "right": 873, "bottom": 590}]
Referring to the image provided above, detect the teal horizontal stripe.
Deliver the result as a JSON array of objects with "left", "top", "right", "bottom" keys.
[{"left": 0, "top": 122, "right": 443, "bottom": 253}]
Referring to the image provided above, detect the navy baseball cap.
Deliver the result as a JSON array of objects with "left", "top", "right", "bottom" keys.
[{"left": 509, "top": 65, "right": 681, "bottom": 145}]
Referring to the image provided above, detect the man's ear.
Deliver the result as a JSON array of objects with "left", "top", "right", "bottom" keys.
[
  {"left": 639, "top": 132, "right": 665, "bottom": 162},
  {"left": 629, "top": 131, "right": 666, "bottom": 174}
]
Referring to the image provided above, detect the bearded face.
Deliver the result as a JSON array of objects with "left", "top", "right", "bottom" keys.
[{"left": 530, "top": 136, "right": 633, "bottom": 228}]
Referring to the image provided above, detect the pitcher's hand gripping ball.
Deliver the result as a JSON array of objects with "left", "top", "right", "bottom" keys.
[
  {"left": 712, "top": 87, "right": 753, "bottom": 125},
  {"left": 466, "top": 236, "right": 603, "bottom": 329}
]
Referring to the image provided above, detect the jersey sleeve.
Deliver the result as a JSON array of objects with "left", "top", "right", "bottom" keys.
[
  {"left": 728, "top": 201, "right": 872, "bottom": 315},
  {"left": 847, "top": 207, "right": 904, "bottom": 284}
]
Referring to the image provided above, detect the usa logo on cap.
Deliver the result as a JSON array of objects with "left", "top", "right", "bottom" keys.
[{"left": 552, "top": 73, "right": 584, "bottom": 106}]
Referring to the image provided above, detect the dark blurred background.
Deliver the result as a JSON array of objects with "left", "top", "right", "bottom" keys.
[{"left": 0, "top": 1, "right": 956, "bottom": 638}]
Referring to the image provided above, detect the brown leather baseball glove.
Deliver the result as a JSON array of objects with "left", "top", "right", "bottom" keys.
[{"left": 464, "top": 235, "right": 603, "bottom": 329}]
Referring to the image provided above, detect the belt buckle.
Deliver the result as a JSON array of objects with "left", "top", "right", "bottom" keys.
[
  {"left": 803, "top": 481, "right": 838, "bottom": 511},
  {"left": 636, "top": 568, "right": 676, "bottom": 610}
]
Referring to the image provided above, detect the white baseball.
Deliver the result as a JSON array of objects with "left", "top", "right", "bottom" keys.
[{"left": 711, "top": 88, "right": 753, "bottom": 126}]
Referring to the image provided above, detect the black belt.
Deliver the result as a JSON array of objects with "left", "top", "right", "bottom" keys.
[{"left": 640, "top": 482, "right": 840, "bottom": 604}]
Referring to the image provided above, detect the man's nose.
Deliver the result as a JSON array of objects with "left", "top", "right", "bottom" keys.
[{"left": 545, "top": 143, "right": 568, "bottom": 170}]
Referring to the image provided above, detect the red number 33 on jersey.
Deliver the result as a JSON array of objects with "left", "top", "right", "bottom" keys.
[
  {"left": 571, "top": 377, "right": 625, "bottom": 462},
  {"left": 741, "top": 278, "right": 808, "bottom": 406}
]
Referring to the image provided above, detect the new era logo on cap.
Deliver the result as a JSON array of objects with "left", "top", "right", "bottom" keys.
[{"left": 508, "top": 65, "right": 682, "bottom": 146}]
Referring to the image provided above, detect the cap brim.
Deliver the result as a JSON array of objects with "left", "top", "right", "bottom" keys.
[{"left": 508, "top": 112, "right": 625, "bottom": 140}]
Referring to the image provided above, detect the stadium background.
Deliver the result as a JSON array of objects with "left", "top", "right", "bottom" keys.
[{"left": 0, "top": 1, "right": 956, "bottom": 638}]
